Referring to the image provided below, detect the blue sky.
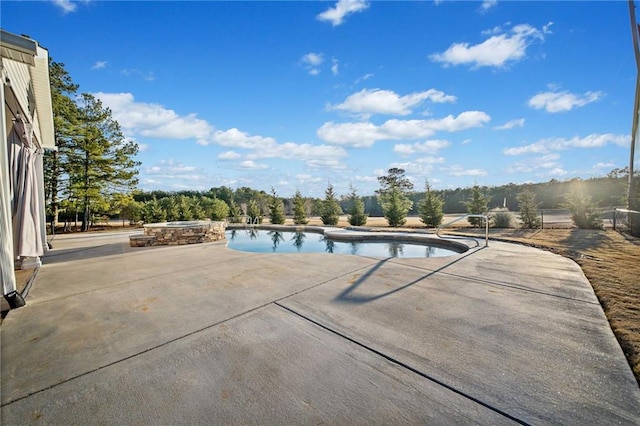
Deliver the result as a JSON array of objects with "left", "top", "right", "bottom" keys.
[{"left": 2, "top": 0, "right": 637, "bottom": 197}]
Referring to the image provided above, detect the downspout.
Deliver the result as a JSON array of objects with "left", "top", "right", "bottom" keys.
[{"left": 628, "top": 0, "right": 639, "bottom": 209}]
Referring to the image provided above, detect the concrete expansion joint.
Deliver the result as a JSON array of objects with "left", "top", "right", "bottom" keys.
[{"left": 273, "top": 301, "right": 530, "bottom": 426}]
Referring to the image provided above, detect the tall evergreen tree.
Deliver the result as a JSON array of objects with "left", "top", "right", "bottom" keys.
[
  {"left": 268, "top": 187, "right": 285, "bottom": 224},
  {"left": 65, "top": 94, "right": 140, "bottom": 230},
  {"left": 418, "top": 180, "right": 444, "bottom": 227},
  {"left": 517, "top": 188, "right": 541, "bottom": 228},
  {"left": 376, "top": 168, "right": 413, "bottom": 227},
  {"left": 246, "top": 199, "right": 263, "bottom": 223},
  {"left": 320, "top": 183, "right": 342, "bottom": 225},
  {"left": 465, "top": 185, "right": 488, "bottom": 227},
  {"left": 292, "top": 190, "right": 308, "bottom": 225},
  {"left": 227, "top": 198, "right": 243, "bottom": 223},
  {"left": 45, "top": 60, "right": 80, "bottom": 225},
  {"left": 347, "top": 185, "right": 367, "bottom": 226}
]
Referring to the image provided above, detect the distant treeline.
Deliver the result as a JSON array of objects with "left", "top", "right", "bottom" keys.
[{"left": 132, "top": 175, "right": 629, "bottom": 217}]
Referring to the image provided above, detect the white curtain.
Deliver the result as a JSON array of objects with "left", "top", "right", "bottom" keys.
[
  {"left": 1, "top": 130, "right": 16, "bottom": 296},
  {"left": 9, "top": 119, "right": 44, "bottom": 260}
]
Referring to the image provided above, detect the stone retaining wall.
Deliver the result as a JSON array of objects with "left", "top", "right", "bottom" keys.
[{"left": 130, "top": 221, "right": 226, "bottom": 247}]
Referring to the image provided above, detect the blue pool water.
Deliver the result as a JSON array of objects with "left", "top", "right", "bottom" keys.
[{"left": 225, "top": 229, "right": 460, "bottom": 258}]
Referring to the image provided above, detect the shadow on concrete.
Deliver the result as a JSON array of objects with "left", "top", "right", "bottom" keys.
[
  {"left": 334, "top": 248, "right": 484, "bottom": 304},
  {"left": 42, "top": 242, "right": 165, "bottom": 265}
]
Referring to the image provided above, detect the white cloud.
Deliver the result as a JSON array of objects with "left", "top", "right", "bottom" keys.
[
  {"left": 248, "top": 142, "right": 346, "bottom": 162},
  {"left": 239, "top": 160, "right": 269, "bottom": 170},
  {"left": 317, "top": 0, "right": 369, "bottom": 26},
  {"left": 329, "top": 88, "right": 456, "bottom": 117},
  {"left": 332, "top": 59, "right": 339, "bottom": 76},
  {"left": 295, "top": 174, "right": 325, "bottom": 183},
  {"left": 210, "top": 128, "right": 347, "bottom": 169},
  {"left": 302, "top": 52, "right": 324, "bottom": 66},
  {"left": 506, "top": 154, "right": 561, "bottom": 173},
  {"left": 441, "top": 165, "right": 488, "bottom": 177},
  {"left": 430, "top": 22, "right": 549, "bottom": 68},
  {"left": 120, "top": 68, "right": 155, "bottom": 81},
  {"left": 592, "top": 161, "right": 616, "bottom": 170},
  {"left": 504, "top": 133, "right": 629, "bottom": 156},
  {"left": 394, "top": 139, "right": 451, "bottom": 155},
  {"left": 548, "top": 167, "right": 568, "bottom": 177},
  {"left": 301, "top": 52, "right": 324, "bottom": 75},
  {"left": 318, "top": 111, "right": 490, "bottom": 147},
  {"left": 91, "top": 61, "right": 107, "bottom": 70},
  {"left": 389, "top": 159, "right": 442, "bottom": 176},
  {"left": 494, "top": 118, "right": 524, "bottom": 130},
  {"left": 355, "top": 73, "right": 374, "bottom": 85},
  {"left": 218, "top": 151, "right": 242, "bottom": 160},
  {"left": 142, "top": 160, "right": 206, "bottom": 184},
  {"left": 211, "top": 128, "right": 276, "bottom": 149},
  {"left": 52, "top": 0, "right": 77, "bottom": 13},
  {"left": 317, "top": 121, "right": 382, "bottom": 147},
  {"left": 528, "top": 90, "right": 604, "bottom": 113},
  {"left": 480, "top": 0, "right": 498, "bottom": 12},
  {"left": 94, "top": 92, "right": 214, "bottom": 144}
]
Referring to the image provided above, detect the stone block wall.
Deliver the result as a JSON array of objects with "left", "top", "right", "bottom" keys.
[{"left": 130, "top": 221, "right": 226, "bottom": 247}]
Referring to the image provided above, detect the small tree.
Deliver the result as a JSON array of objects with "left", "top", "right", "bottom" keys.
[
  {"left": 418, "top": 180, "right": 444, "bottom": 228},
  {"left": 227, "top": 198, "right": 243, "bottom": 223},
  {"left": 292, "top": 190, "right": 308, "bottom": 225},
  {"left": 491, "top": 211, "right": 513, "bottom": 228},
  {"left": 465, "top": 185, "right": 488, "bottom": 227},
  {"left": 142, "top": 198, "right": 166, "bottom": 223},
  {"left": 246, "top": 199, "right": 263, "bottom": 223},
  {"left": 376, "top": 168, "right": 414, "bottom": 227},
  {"left": 320, "top": 183, "right": 342, "bottom": 226},
  {"left": 517, "top": 188, "right": 541, "bottom": 229},
  {"left": 268, "top": 187, "right": 285, "bottom": 225},
  {"left": 347, "top": 185, "right": 368, "bottom": 226},
  {"left": 566, "top": 190, "right": 603, "bottom": 229},
  {"left": 201, "top": 197, "right": 229, "bottom": 220}
]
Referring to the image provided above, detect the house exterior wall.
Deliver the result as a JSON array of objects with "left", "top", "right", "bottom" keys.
[{"left": 1, "top": 30, "right": 54, "bottom": 305}]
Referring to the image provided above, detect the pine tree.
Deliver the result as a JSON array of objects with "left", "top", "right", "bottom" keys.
[
  {"left": 465, "top": 185, "right": 488, "bottom": 228},
  {"left": 566, "top": 190, "right": 603, "bottom": 229},
  {"left": 45, "top": 60, "right": 80, "bottom": 225},
  {"left": 268, "top": 187, "right": 285, "bottom": 224},
  {"left": 292, "top": 190, "right": 308, "bottom": 225},
  {"left": 246, "top": 199, "right": 263, "bottom": 223},
  {"left": 517, "top": 188, "right": 541, "bottom": 228},
  {"left": 227, "top": 198, "right": 243, "bottom": 223},
  {"left": 65, "top": 94, "right": 139, "bottom": 231},
  {"left": 376, "top": 168, "right": 413, "bottom": 227},
  {"left": 347, "top": 185, "right": 367, "bottom": 226},
  {"left": 320, "top": 183, "right": 342, "bottom": 225},
  {"left": 418, "top": 180, "right": 444, "bottom": 228}
]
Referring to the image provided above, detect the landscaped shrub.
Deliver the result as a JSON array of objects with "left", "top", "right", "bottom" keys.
[
  {"left": 566, "top": 190, "right": 603, "bottom": 229},
  {"left": 465, "top": 185, "right": 488, "bottom": 227},
  {"left": 320, "top": 183, "right": 342, "bottom": 226},
  {"left": 491, "top": 211, "right": 513, "bottom": 228},
  {"left": 418, "top": 180, "right": 444, "bottom": 228},
  {"left": 517, "top": 188, "right": 541, "bottom": 228},
  {"left": 268, "top": 187, "right": 285, "bottom": 225},
  {"left": 347, "top": 185, "right": 367, "bottom": 226}
]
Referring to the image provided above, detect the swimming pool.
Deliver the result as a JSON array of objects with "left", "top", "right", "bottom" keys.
[{"left": 225, "top": 229, "right": 462, "bottom": 258}]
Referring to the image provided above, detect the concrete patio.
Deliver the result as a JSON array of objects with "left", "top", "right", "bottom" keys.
[{"left": 1, "top": 229, "right": 639, "bottom": 425}]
